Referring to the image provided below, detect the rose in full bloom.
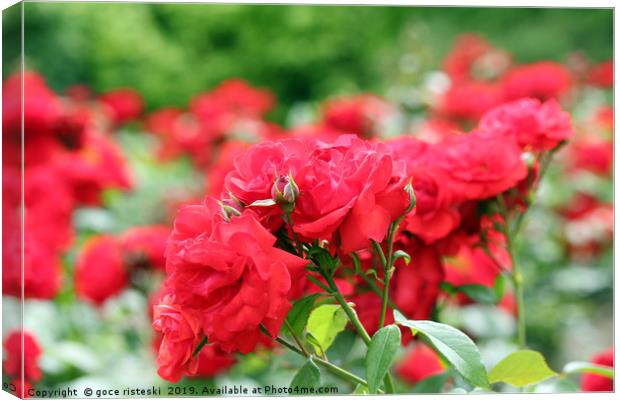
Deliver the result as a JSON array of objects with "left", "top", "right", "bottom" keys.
[
  {"left": 3, "top": 331, "right": 43, "bottom": 382},
  {"left": 152, "top": 293, "right": 203, "bottom": 382},
  {"left": 396, "top": 343, "right": 445, "bottom": 386},
  {"left": 581, "top": 348, "right": 613, "bottom": 392},
  {"left": 164, "top": 197, "right": 308, "bottom": 353},
  {"left": 292, "top": 135, "right": 410, "bottom": 253},
  {"left": 98, "top": 88, "right": 144, "bottom": 125},
  {"left": 433, "top": 132, "right": 527, "bottom": 201},
  {"left": 75, "top": 236, "right": 128, "bottom": 305},
  {"left": 476, "top": 98, "right": 574, "bottom": 151},
  {"left": 120, "top": 225, "right": 170, "bottom": 271},
  {"left": 502, "top": 61, "right": 572, "bottom": 101}
]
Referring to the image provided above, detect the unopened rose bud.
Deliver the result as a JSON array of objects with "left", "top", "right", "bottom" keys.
[
  {"left": 271, "top": 174, "right": 299, "bottom": 206},
  {"left": 220, "top": 197, "right": 243, "bottom": 221},
  {"left": 404, "top": 179, "right": 416, "bottom": 214}
]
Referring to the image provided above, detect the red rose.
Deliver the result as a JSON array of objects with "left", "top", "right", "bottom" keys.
[
  {"left": 581, "top": 348, "right": 613, "bottom": 392},
  {"left": 396, "top": 343, "right": 445, "bottom": 385},
  {"left": 98, "top": 88, "right": 144, "bottom": 124},
  {"left": 120, "top": 225, "right": 170, "bottom": 271},
  {"left": 321, "top": 94, "right": 393, "bottom": 137},
  {"left": 434, "top": 132, "right": 527, "bottom": 201},
  {"left": 439, "top": 82, "right": 504, "bottom": 121},
  {"left": 502, "top": 61, "right": 572, "bottom": 101},
  {"left": 477, "top": 98, "right": 574, "bottom": 151},
  {"left": 165, "top": 197, "right": 308, "bottom": 353},
  {"left": 75, "top": 236, "right": 128, "bottom": 305},
  {"left": 152, "top": 293, "right": 203, "bottom": 383},
  {"left": 586, "top": 60, "right": 613, "bottom": 88},
  {"left": 292, "top": 135, "right": 410, "bottom": 253},
  {"left": 3, "top": 331, "right": 42, "bottom": 382}
]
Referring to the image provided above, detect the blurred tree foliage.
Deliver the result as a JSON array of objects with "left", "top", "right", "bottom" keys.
[{"left": 4, "top": 4, "right": 613, "bottom": 118}]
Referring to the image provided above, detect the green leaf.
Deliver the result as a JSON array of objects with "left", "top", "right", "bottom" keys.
[
  {"left": 249, "top": 199, "right": 277, "bottom": 207},
  {"left": 393, "top": 250, "right": 411, "bottom": 265},
  {"left": 411, "top": 372, "right": 450, "bottom": 393},
  {"left": 458, "top": 284, "right": 498, "bottom": 305},
  {"left": 285, "top": 294, "right": 321, "bottom": 338},
  {"left": 493, "top": 274, "right": 506, "bottom": 301},
  {"left": 394, "top": 311, "right": 489, "bottom": 388},
  {"left": 306, "top": 304, "right": 348, "bottom": 356},
  {"left": 366, "top": 325, "right": 401, "bottom": 394},
  {"left": 290, "top": 358, "right": 321, "bottom": 392},
  {"left": 563, "top": 361, "right": 614, "bottom": 378},
  {"left": 488, "top": 350, "right": 557, "bottom": 387}
]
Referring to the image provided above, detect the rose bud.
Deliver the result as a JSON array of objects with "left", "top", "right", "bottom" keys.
[{"left": 271, "top": 174, "right": 299, "bottom": 210}]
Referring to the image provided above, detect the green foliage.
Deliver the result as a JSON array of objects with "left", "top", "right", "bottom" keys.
[
  {"left": 365, "top": 325, "right": 401, "bottom": 393},
  {"left": 284, "top": 294, "right": 322, "bottom": 338},
  {"left": 394, "top": 311, "right": 489, "bottom": 388},
  {"left": 488, "top": 350, "right": 557, "bottom": 387},
  {"left": 289, "top": 358, "right": 321, "bottom": 392},
  {"left": 306, "top": 304, "right": 348, "bottom": 356}
]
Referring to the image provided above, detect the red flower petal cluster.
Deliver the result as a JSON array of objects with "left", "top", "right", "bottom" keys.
[{"left": 161, "top": 197, "right": 308, "bottom": 357}]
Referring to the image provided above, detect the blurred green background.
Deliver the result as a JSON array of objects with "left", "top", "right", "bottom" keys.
[{"left": 4, "top": 4, "right": 613, "bottom": 121}]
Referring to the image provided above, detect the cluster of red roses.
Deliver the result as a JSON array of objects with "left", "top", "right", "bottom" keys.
[
  {"left": 152, "top": 89, "right": 576, "bottom": 381},
  {"left": 435, "top": 33, "right": 612, "bottom": 122},
  {"left": 2, "top": 331, "right": 42, "bottom": 398},
  {"left": 2, "top": 71, "right": 137, "bottom": 302}
]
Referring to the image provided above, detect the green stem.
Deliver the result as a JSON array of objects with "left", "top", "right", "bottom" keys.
[
  {"left": 323, "top": 271, "right": 396, "bottom": 393},
  {"left": 285, "top": 319, "right": 309, "bottom": 357},
  {"left": 323, "top": 273, "right": 372, "bottom": 345}
]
